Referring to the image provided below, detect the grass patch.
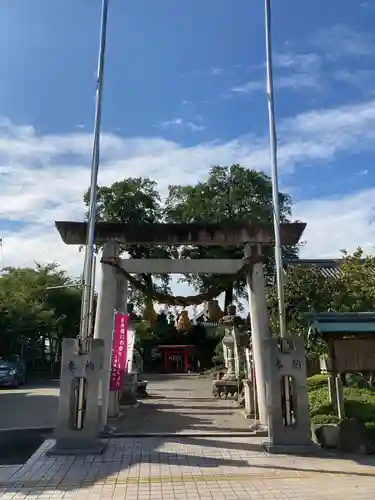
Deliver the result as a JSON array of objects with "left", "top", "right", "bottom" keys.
[
  {"left": 308, "top": 374, "right": 329, "bottom": 391},
  {"left": 308, "top": 374, "right": 375, "bottom": 428}
]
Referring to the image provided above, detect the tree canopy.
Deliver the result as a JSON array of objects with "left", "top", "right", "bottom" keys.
[
  {"left": 266, "top": 247, "right": 375, "bottom": 353},
  {"left": 84, "top": 164, "right": 298, "bottom": 310},
  {"left": 164, "top": 164, "right": 298, "bottom": 307},
  {"left": 0, "top": 263, "right": 81, "bottom": 365},
  {"left": 83, "top": 177, "right": 177, "bottom": 308}
]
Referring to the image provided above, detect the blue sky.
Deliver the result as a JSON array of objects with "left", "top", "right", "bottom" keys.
[{"left": 0, "top": 0, "right": 375, "bottom": 299}]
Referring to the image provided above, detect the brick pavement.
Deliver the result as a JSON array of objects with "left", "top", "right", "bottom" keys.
[
  {"left": 1, "top": 375, "right": 375, "bottom": 498},
  {"left": 1, "top": 436, "right": 375, "bottom": 499}
]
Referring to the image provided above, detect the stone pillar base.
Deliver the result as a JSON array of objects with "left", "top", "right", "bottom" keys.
[
  {"left": 243, "top": 379, "right": 258, "bottom": 418},
  {"left": 120, "top": 372, "right": 138, "bottom": 407},
  {"left": 47, "top": 439, "right": 106, "bottom": 456},
  {"left": 262, "top": 440, "right": 317, "bottom": 455}
]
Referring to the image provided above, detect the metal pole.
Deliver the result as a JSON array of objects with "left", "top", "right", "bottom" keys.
[
  {"left": 79, "top": 0, "right": 109, "bottom": 348},
  {"left": 46, "top": 284, "right": 81, "bottom": 290},
  {"left": 264, "top": 0, "right": 287, "bottom": 338},
  {"left": 76, "top": 0, "right": 109, "bottom": 430},
  {"left": 88, "top": 255, "right": 97, "bottom": 337}
]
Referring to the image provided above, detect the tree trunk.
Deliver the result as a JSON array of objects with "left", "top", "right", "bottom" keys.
[
  {"left": 224, "top": 286, "right": 233, "bottom": 313},
  {"left": 142, "top": 273, "right": 153, "bottom": 298}
]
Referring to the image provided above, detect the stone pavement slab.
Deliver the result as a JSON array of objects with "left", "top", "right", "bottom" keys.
[
  {"left": 0, "top": 467, "right": 21, "bottom": 483},
  {"left": 111, "top": 374, "right": 250, "bottom": 435},
  {"left": 1, "top": 436, "right": 375, "bottom": 499}
]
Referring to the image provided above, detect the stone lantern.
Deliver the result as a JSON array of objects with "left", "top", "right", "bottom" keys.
[{"left": 221, "top": 305, "right": 239, "bottom": 381}]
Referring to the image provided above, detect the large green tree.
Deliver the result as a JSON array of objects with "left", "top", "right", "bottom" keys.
[
  {"left": 0, "top": 263, "right": 81, "bottom": 364},
  {"left": 266, "top": 248, "right": 375, "bottom": 352},
  {"left": 164, "top": 164, "right": 299, "bottom": 308},
  {"left": 83, "top": 178, "right": 177, "bottom": 309}
]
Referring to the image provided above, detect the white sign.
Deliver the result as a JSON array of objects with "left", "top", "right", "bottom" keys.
[{"left": 126, "top": 328, "right": 136, "bottom": 373}]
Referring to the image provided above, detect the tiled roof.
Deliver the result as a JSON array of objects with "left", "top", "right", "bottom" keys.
[
  {"left": 193, "top": 259, "right": 367, "bottom": 321},
  {"left": 283, "top": 258, "right": 366, "bottom": 278}
]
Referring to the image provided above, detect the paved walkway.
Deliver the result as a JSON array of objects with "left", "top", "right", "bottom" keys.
[
  {"left": 1, "top": 374, "right": 375, "bottom": 499},
  {"left": 1, "top": 436, "right": 375, "bottom": 499},
  {"left": 112, "top": 374, "right": 250, "bottom": 435}
]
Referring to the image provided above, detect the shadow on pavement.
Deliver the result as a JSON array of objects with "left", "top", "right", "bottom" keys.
[
  {"left": 0, "top": 387, "right": 58, "bottom": 430},
  {"left": 0, "top": 428, "right": 54, "bottom": 465},
  {"left": 0, "top": 387, "right": 58, "bottom": 465}
]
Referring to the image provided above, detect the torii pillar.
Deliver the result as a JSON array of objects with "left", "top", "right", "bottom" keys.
[
  {"left": 94, "top": 239, "right": 128, "bottom": 428},
  {"left": 244, "top": 243, "right": 271, "bottom": 425}
]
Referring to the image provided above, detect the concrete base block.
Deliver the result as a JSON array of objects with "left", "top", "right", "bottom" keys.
[
  {"left": 248, "top": 422, "right": 268, "bottom": 436},
  {"left": 262, "top": 440, "right": 318, "bottom": 455},
  {"left": 120, "top": 372, "right": 138, "bottom": 406},
  {"left": 119, "top": 392, "right": 138, "bottom": 406},
  {"left": 313, "top": 424, "right": 340, "bottom": 449},
  {"left": 46, "top": 439, "right": 107, "bottom": 456},
  {"left": 136, "top": 381, "right": 148, "bottom": 398},
  {"left": 100, "top": 425, "right": 117, "bottom": 438}
]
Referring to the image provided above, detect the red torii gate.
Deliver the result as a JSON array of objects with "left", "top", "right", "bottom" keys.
[{"left": 158, "top": 345, "right": 195, "bottom": 373}]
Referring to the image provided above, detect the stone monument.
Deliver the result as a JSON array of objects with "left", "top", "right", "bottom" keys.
[
  {"left": 262, "top": 335, "right": 313, "bottom": 453},
  {"left": 47, "top": 338, "right": 105, "bottom": 455}
]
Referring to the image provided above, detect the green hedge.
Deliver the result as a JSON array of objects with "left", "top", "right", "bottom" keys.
[{"left": 308, "top": 374, "right": 375, "bottom": 428}]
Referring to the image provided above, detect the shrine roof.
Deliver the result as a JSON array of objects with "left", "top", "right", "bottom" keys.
[
  {"left": 303, "top": 312, "right": 375, "bottom": 335},
  {"left": 55, "top": 221, "right": 306, "bottom": 247},
  {"left": 158, "top": 345, "right": 195, "bottom": 349},
  {"left": 284, "top": 258, "right": 367, "bottom": 279}
]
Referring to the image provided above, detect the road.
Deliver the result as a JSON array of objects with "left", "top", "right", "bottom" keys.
[
  {"left": 0, "top": 375, "right": 248, "bottom": 434},
  {"left": 0, "top": 374, "right": 249, "bottom": 465},
  {"left": 0, "top": 384, "right": 59, "bottom": 430}
]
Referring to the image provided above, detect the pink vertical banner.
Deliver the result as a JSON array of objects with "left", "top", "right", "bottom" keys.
[{"left": 109, "top": 311, "right": 128, "bottom": 391}]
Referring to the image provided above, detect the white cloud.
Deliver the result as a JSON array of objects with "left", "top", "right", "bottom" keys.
[
  {"left": 2, "top": 97, "right": 375, "bottom": 284},
  {"left": 232, "top": 49, "right": 323, "bottom": 96},
  {"left": 210, "top": 67, "right": 222, "bottom": 76},
  {"left": 158, "top": 117, "right": 205, "bottom": 132},
  {"left": 159, "top": 117, "right": 184, "bottom": 128},
  {"left": 231, "top": 80, "right": 263, "bottom": 94},
  {"left": 333, "top": 69, "right": 375, "bottom": 92},
  {"left": 231, "top": 72, "right": 322, "bottom": 94},
  {"left": 280, "top": 98, "right": 375, "bottom": 145},
  {"left": 277, "top": 73, "right": 322, "bottom": 91},
  {"left": 274, "top": 52, "right": 322, "bottom": 73},
  {"left": 295, "top": 188, "right": 375, "bottom": 258},
  {"left": 313, "top": 25, "right": 373, "bottom": 60}
]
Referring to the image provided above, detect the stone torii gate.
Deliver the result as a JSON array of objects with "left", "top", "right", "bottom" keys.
[{"left": 52, "top": 220, "right": 306, "bottom": 453}]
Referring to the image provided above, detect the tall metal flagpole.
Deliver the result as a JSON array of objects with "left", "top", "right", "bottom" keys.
[
  {"left": 76, "top": 0, "right": 109, "bottom": 430},
  {"left": 264, "top": 0, "right": 287, "bottom": 338}
]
